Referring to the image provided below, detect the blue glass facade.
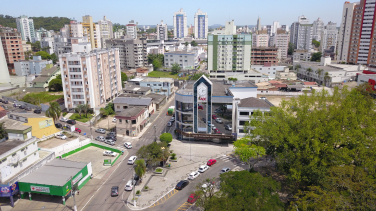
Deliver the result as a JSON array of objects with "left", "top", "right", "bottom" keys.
[
  {"left": 176, "top": 15, "right": 184, "bottom": 38},
  {"left": 198, "top": 15, "right": 205, "bottom": 39}
]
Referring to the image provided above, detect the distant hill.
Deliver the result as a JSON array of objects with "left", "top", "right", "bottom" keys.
[{"left": 0, "top": 15, "right": 71, "bottom": 32}]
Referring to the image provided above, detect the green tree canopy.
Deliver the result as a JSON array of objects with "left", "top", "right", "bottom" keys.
[
  {"left": 121, "top": 72, "right": 128, "bottom": 87},
  {"left": 134, "top": 159, "right": 146, "bottom": 179},
  {"left": 310, "top": 52, "right": 322, "bottom": 62},
  {"left": 136, "top": 142, "right": 169, "bottom": 167},
  {"left": 228, "top": 77, "right": 238, "bottom": 82},
  {"left": 288, "top": 42, "right": 294, "bottom": 55},
  {"left": 159, "top": 133, "right": 172, "bottom": 144},
  {"left": 312, "top": 39, "right": 320, "bottom": 48},
  {"left": 31, "top": 41, "right": 41, "bottom": 52},
  {"left": 171, "top": 63, "right": 181, "bottom": 74},
  {"left": 35, "top": 51, "right": 51, "bottom": 60},
  {"left": 152, "top": 59, "right": 162, "bottom": 71},
  {"left": 45, "top": 102, "right": 62, "bottom": 122},
  {"left": 0, "top": 123, "right": 7, "bottom": 139},
  {"left": 50, "top": 53, "right": 58, "bottom": 64},
  {"left": 190, "top": 40, "right": 198, "bottom": 47},
  {"left": 191, "top": 72, "right": 209, "bottom": 80},
  {"left": 48, "top": 78, "right": 62, "bottom": 91},
  {"left": 100, "top": 103, "right": 115, "bottom": 116},
  {"left": 147, "top": 54, "right": 164, "bottom": 65}
]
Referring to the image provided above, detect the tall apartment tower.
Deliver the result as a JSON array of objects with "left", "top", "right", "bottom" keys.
[
  {"left": 126, "top": 20, "right": 137, "bottom": 39},
  {"left": 257, "top": 17, "right": 262, "bottom": 31},
  {"left": 290, "top": 22, "right": 300, "bottom": 48},
  {"left": 59, "top": 49, "right": 122, "bottom": 110},
  {"left": 82, "top": 15, "right": 101, "bottom": 49},
  {"left": 173, "top": 8, "right": 188, "bottom": 38},
  {"left": 0, "top": 36, "right": 11, "bottom": 83},
  {"left": 98, "top": 16, "right": 113, "bottom": 48},
  {"left": 252, "top": 33, "right": 269, "bottom": 47},
  {"left": 337, "top": 2, "right": 358, "bottom": 63},
  {"left": 194, "top": 9, "right": 208, "bottom": 39},
  {"left": 0, "top": 30, "right": 25, "bottom": 75},
  {"left": 272, "top": 32, "right": 290, "bottom": 60},
  {"left": 272, "top": 21, "right": 280, "bottom": 35},
  {"left": 312, "top": 17, "right": 325, "bottom": 41},
  {"left": 297, "top": 16, "right": 313, "bottom": 51},
  {"left": 157, "top": 20, "right": 168, "bottom": 41},
  {"left": 225, "top": 20, "right": 236, "bottom": 35},
  {"left": 16, "top": 16, "right": 35, "bottom": 41},
  {"left": 320, "top": 22, "right": 338, "bottom": 53}
]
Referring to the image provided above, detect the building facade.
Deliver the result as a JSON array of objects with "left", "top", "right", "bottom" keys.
[
  {"left": 82, "top": 15, "right": 101, "bottom": 49},
  {"left": 98, "top": 16, "right": 113, "bottom": 48},
  {"left": 312, "top": 17, "right": 325, "bottom": 41},
  {"left": 126, "top": 20, "right": 137, "bottom": 40},
  {"left": 337, "top": 1, "right": 358, "bottom": 63},
  {"left": 251, "top": 47, "right": 278, "bottom": 66},
  {"left": 164, "top": 51, "right": 198, "bottom": 69},
  {"left": 0, "top": 30, "right": 25, "bottom": 74},
  {"left": 16, "top": 16, "right": 35, "bottom": 41},
  {"left": 290, "top": 22, "right": 300, "bottom": 48},
  {"left": 14, "top": 56, "right": 53, "bottom": 76},
  {"left": 194, "top": 9, "right": 208, "bottom": 39},
  {"left": 173, "top": 9, "right": 188, "bottom": 38},
  {"left": 106, "top": 39, "right": 147, "bottom": 69},
  {"left": 272, "top": 32, "right": 290, "bottom": 60},
  {"left": 252, "top": 33, "right": 269, "bottom": 47},
  {"left": 320, "top": 22, "right": 338, "bottom": 53},
  {"left": 59, "top": 49, "right": 122, "bottom": 110},
  {"left": 297, "top": 22, "right": 313, "bottom": 51},
  {"left": 156, "top": 20, "right": 168, "bottom": 41}
]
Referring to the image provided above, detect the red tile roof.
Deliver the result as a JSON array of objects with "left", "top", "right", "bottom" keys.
[{"left": 303, "top": 82, "right": 317, "bottom": 85}]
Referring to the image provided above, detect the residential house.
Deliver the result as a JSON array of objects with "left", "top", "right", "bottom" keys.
[{"left": 32, "top": 66, "right": 60, "bottom": 89}]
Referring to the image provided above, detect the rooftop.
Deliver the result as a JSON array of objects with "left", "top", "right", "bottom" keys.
[
  {"left": 9, "top": 112, "right": 46, "bottom": 119},
  {"left": 123, "top": 85, "right": 151, "bottom": 93},
  {"left": 39, "top": 66, "right": 59, "bottom": 76},
  {"left": 165, "top": 51, "right": 195, "bottom": 55},
  {"left": 238, "top": 97, "right": 273, "bottom": 108},
  {"left": 113, "top": 97, "right": 152, "bottom": 106},
  {"left": 115, "top": 107, "right": 145, "bottom": 117},
  {"left": 141, "top": 77, "right": 174, "bottom": 83},
  {"left": 2, "top": 118, "right": 31, "bottom": 131},
  {"left": 0, "top": 139, "right": 27, "bottom": 156},
  {"left": 32, "top": 76, "right": 50, "bottom": 83},
  {"left": 18, "top": 159, "right": 88, "bottom": 187},
  {"left": 178, "top": 80, "right": 257, "bottom": 96},
  {"left": 118, "top": 93, "right": 166, "bottom": 104}
]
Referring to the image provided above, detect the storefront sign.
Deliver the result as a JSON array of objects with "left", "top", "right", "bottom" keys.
[
  {"left": 30, "top": 185, "right": 50, "bottom": 193},
  {"left": 72, "top": 173, "right": 83, "bottom": 185},
  {"left": 0, "top": 183, "right": 18, "bottom": 197}
]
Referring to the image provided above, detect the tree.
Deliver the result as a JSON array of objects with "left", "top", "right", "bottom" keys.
[
  {"left": 82, "top": 103, "right": 90, "bottom": 118},
  {"left": 191, "top": 72, "right": 209, "bottom": 80},
  {"left": 190, "top": 40, "right": 198, "bottom": 47},
  {"left": 75, "top": 104, "right": 84, "bottom": 118},
  {"left": 134, "top": 159, "right": 146, "bottom": 182},
  {"left": 171, "top": 63, "right": 181, "bottom": 74},
  {"left": 233, "top": 137, "right": 266, "bottom": 172},
  {"left": 24, "top": 50, "right": 34, "bottom": 60},
  {"left": 147, "top": 54, "right": 164, "bottom": 65},
  {"left": 288, "top": 42, "right": 294, "bottom": 55},
  {"left": 310, "top": 52, "right": 322, "bottom": 62},
  {"left": 159, "top": 133, "right": 172, "bottom": 144},
  {"left": 184, "top": 42, "right": 189, "bottom": 47},
  {"left": 35, "top": 51, "right": 51, "bottom": 60},
  {"left": 31, "top": 41, "right": 41, "bottom": 52},
  {"left": 312, "top": 39, "right": 320, "bottom": 48},
  {"left": 316, "top": 68, "right": 323, "bottom": 76},
  {"left": 0, "top": 123, "right": 7, "bottom": 139},
  {"left": 48, "top": 77, "right": 62, "bottom": 91},
  {"left": 248, "top": 87, "right": 376, "bottom": 190},
  {"left": 152, "top": 59, "right": 162, "bottom": 71},
  {"left": 50, "top": 53, "right": 58, "bottom": 64},
  {"left": 136, "top": 142, "right": 168, "bottom": 167},
  {"left": 195, "top": 171, "right": 284, "bottom": 211},
  {"left": 294, "top": 64, "right": 301, "bottom": 72},
  {"left": 121, "top": 72, "right": 128, "bottom": 88},
  {"left": 45, "top": 102, "right": 62, "bottom": 122},
  {"left": 228, "top": 77, "right": 238, "bottom": 82},
  {"left": 323, "top": 72, "right": 330, "bottom": 86}
]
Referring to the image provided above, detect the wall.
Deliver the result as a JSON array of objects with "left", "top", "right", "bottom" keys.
[
  {"left": 45, "top": 138, "right": 91, "bottom": 157},
  {"left": 229, "top": 88, "right": 258, "bottom": 99},
  {"left": 257, "top": 90, "right": 307, "bottom": 96}
]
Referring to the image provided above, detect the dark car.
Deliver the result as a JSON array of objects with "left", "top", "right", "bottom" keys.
[
  {"left": 55, "top": 123, "right": 62, "bottom": 128},
  {"left": 34, "top": 109, "right": 41, "bottom": 114},
  {"left": 3, "top": 100, "right": 8, "bottom": 104},
  {"left": 202, "top": 117, "right": 206, "bottom": 123},
  {"left": 175, "top": 180, "right": 189, "bottom": 190},
  {"left": 107, "top": 132, "right": 116, "bottom": 136},
  {"left": 106, "top": 136, "right": 116, "bottom": 141},
  {"left": 111, "top": 186, "right": 119, "bottom": 197},
  {"left": 0, "top": 99, "right": 3, "bottom": 103},
  {"left": 19, "top": 105, "right": 25, "bottom": 109},
  {"left": 25, "top": 107, "right": 32, "bottom": 111},
  {"left": 67, "top": 120, "right": 76, "bottom": 125}
]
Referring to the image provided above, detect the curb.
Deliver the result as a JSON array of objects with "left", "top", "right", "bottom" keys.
[{"left": 126, "top": 187, "right": 176, "bottom": 210}]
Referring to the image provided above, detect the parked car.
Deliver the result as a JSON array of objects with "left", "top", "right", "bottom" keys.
[
  {"left": 202, "top": 118, "right": 206, "bottom": 123},
  {"left": 55, "top": 133, "right": 67, "bottom": 140},
  {"left": 60, "top": 117, "right": 68, "bottom": 122},
  {"left": 215, "top": 108, "right": 223, "bottom": 113},
  {"left": 207, "top": 159, "right": 217, "bottom": 166},
  {"left": 75, "top": 128, "right": 82, "bottom": 133},
  {"left": 25, "top": 107, "right": 32, "bottom": 111},
  {"left": 106, "top": 135, "right": 117, "bottom": 141},
  {"left": 111, "top": 186, "right": 119, "bottom": 196},
  {"left": 124, "top": 142, "right": 132, "bottom": 149},
  {"left": 95, "top": 128, "right": 106, "bottom": 134},
  {"left": 107, "top": 132, "right": 116, "bottom": 136},
  {"left": 55, "top": 123, "right": 62, "bottom": 128},
  {"left": 198, "top": 105, "right": 203, "bottom": 110},
  {"left": 170, "top": 117, "right": 175, "bottom": 122},
  {"left": 220, "top": 167, "right": 231, "bottom": 174},
  {"left": 67, "top": 120, "right": 76, "bottom": 125},
  {"left": 259, "top": 97, "right": 266, "bottom": 100},
  {"left": 187, "top": 193, "right": 200, "bottom": 203},
  {"left": 19, "top": 105, "right": 25, "bottom": 109},
  {"left": 225, "top": 124, "right": 232, "bottom": 131},
  {"left": 105, "top": 139, "right": 115, "bottom": 145},
  {"left": 213, "top": 129, "right": 221, "bottom": 134},
  {"left": 112, "top": 117, "right": 117, "bottom": 123},
  {"left": 175, "top": 180, "right": 189, "bottom": 190},
  {"left": 13, "top": 103, "right": 20, "bottom": 108},
  {"left": 198, "top": 165, "right": 209, "bottom": 173},
  {"left": 215, "top": 118, "right": 223, "bottom": 124},
  {"left": 0, "top": 99, "right": 3, "bottom": 103},
  {"left": 103, "top": 150, "right": 117, "bottom": 157},
  {"left": 3, "top": 100, "right": 8, "bottom": 104},
  {"left": 212, "top": 114, "right": 217, "bottom": 120},
  {"left": 95, "top": 136, "right": 105, "bottom": 142},
  {"left": 33, "top": 109, "right": 41, "bottom": 114},
  {"left": 128, "top": 156, "right": 137, "bottom": 165},
  {"left": 63, "top": 125, "right": 71, "bottom": 130},
  {"left": 124, "top": 180, "right": 133, "bottom": 191},
  {"left": 188, "top": 171, "right": 200, "bottom": 180},
  {"left": 167, "top": 122, "right": 173, "bottom": 127}
]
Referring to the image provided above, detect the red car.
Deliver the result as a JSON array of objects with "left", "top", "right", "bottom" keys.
[
  {"left": 187, "top": 193, "right": 200, "bottom": 203},
  {"left": 212, "top": 114, "right": 217, "bottom": 120},
  {"left": 75, "top": 128, "right": 81, "bottom": 133},
  {"left": 198, "top": 105, "right": 203, "bottom": 110},
  {"left": 207, "top": 159, "right": 216, "bottom": 166},
  {"left": 213, "top": 129, "right": 221, "bottom": 134}
]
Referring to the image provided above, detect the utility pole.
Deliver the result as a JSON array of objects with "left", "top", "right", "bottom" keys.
[
  {"left": 131, "top": 167, "right": 136, "bottom": 207},
  {"left": 70, "top": 176, "right": 77, "bottom": 211},
  {"left": 154, "top": 125, "right": 157, "bottom": 142}
]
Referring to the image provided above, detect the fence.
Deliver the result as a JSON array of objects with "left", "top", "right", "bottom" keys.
[
  {"left": 46, "top": 137, "right": 91, "bottom": 157},
  {"left": 257, "top": 91, "right": 309, "bottom": 96}
]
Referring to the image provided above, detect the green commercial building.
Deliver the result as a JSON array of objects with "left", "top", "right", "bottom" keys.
[{"left": 18, "top": 159, "right": 92, "bottom": 205}]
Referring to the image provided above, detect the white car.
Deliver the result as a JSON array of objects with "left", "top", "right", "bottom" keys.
[
  {"left": 167, "top": 122, "right": 173, "bottom": 127},
  {"left": 60, "top": 117, "right": 68, "bottom": 122},
  {"left": 103, "top": 151, "right": 117, "bottom": 157},
  {"left": 112, "top": 117, "right": 117, "bottom": 123},
  {"left": 170, "top": 117, "right": 175, "bottom": 122},
  {"left": 55, "top": 133, "right": 67, "bottom": 140},
  {"left": 124, "top": 142, "right": 132, "bottom": 149},
  {"left": 128, "top": 156, "right": 137, "bottom": 165},
  {"left": 198, "top": 165, "right": 209, "bottom": 173},
  {"left": 188, "top": 171, "right": 200, "bottom": 180},
  {"left": 124, "top": 180, "right": 133, "bottom": 191}
]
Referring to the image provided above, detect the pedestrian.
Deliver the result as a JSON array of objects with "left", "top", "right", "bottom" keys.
[{"left": 77, "top": 190, "right": 79, "bottom": 195}]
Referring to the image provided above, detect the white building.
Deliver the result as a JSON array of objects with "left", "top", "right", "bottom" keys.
[
  {"left": 0, "top": 36, "right": 11, "bottom": 83},
  {"left": 173, "top": 8, "right": 188, "bottom": 38},
  {"left": 16, "top": 16, "right": 35, "bottom": 41},
  {"left": 297, "top": 16, "right": 313, "bottom": 51},
  {"left": 114, "top": 29, "right": 125, "bottom": 39},
  {"left": 71, "top": 37, "right": 91, "bottom": 53},
  {"left": 41, "top": 37, "right": 55, "bottom": 55},
  {"left": 252, "top": 65, "right": 287, "bottom": 79},
  {"left": 14, "top": 56, "right": 52, "bottom": 76},
  {"left": 194, "top": 9, "right": 208, "bottom": 39},
  {"left": 290, "top": 22, "right": 300, "bottom": 48},
  {"left": 33, "top": 27, "right": 52, "bottom": 43},
  {"left": 272, "top": 33, "right": 290, "bottom": 60},
  {"left": 62, "top": 20, "right": 83, "bottom": 38},
  {"left": 98, "top": 16, "right": 113, "bottom": 48},
  {"left": 156, "top": 20, "right": 168, "bottom": 41},
  {"left": 164, "top": 51, "right": 198, "bottom": 69},
  {"left": 252, "top": 33, "right": 269, "bottom": 47},
  {"left": 312, "top": 17, "right": 325, "bottom": 41},
  {"left": 337, "top": 2, "right": 358, "bottom": 63},
  {"left": 320, "top": 22, "right": 338, "bottom": 53},
  {"left": 126, "top": 20, "right": 137, "bottom": 39},
  {"left": 272, "top": 21, "right": 280, "bottom": 35}
]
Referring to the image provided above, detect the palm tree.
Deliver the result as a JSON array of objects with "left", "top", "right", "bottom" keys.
[
  {"left": 324, "top": 72, "right": 330, "bottom": 87},
  {"left": 45, "top": 102, "right": 62, "bottom": 122},
  {"left": 317, "top": 69, "right": 323, "bottom": 83},
  {"left": 75, "top": 104, "right": 84, "bottom": 118},
  {"left": 135, "top": 159, "right": 146, "bottom": 183},
  {"left": 82, "top": 104, "right": 90, "bottom": 118}
]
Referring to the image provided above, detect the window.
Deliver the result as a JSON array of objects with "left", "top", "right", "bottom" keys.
[
  {"left": 123, "top": 106, "right": 128, "bottom": 109},
  {"left": 132, "top": 120, "right": 136, "bottom": 124},
  {"left": 239, "top": 112, "right": 249, "bottom": 116},
  {"left": 239, "top": 121, "right": 247, "bottom": 125},
  {"left": 117, "top": 106, "right": 120, "bottom": 109}
]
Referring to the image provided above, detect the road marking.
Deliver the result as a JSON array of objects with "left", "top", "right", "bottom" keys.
[
  {"left": 175, "top": 202, "right": 192, "bottom": 211},
  {"left": 149, "top": 189, "right": 178, "bottom": 208}
]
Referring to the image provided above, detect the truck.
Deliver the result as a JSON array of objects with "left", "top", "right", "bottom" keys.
[{"left": 167, "top": 106, "right": 175, "bottom": 116}]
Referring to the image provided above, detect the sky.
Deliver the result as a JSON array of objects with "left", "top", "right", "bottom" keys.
[{"left": 1, "top": 0, "right": 346, "bottom": 26}]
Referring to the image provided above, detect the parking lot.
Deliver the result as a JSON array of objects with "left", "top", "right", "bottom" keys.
[
  {"left": 198, "top": 104, "right": 232, "bottom": 135},
  {"left": 64, "top": 146, "right": 114, "bottom": 179}
]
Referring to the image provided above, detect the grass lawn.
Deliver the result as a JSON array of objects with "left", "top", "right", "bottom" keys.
[
  {"left": 155, "top": 168, "right": 163, "bottom": 173},
  {"left": 22, "top": 92, "right": 64, "bottom": 105},
  {"left": 148, "top": 71, "right": 179, "bottom": 79},
  {"left": 69, "top": 113, "right": 94, "bottom": 123}
]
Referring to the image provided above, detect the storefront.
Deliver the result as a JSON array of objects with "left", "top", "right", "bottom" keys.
[{"left": 0, "top": 182, "right": 19, "bottom": 207}]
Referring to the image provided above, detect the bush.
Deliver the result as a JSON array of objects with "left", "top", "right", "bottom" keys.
[
  {"left": 136, "top": 190, "right": 141, "bottom": 195},
  {"left": 63, "top": 112, "right": 67, "bottom": 117},
  {"left": 159, "top": 133, "right": 172, "bottom": 144},
  {"left": 155, "top": 168, "right": 163, "bottom": 173},
  {"left": 144, "top": 186, "right": 149, "bottom": 190},
  {"left": 171, "top": 153, "right": 176, "bottom": 160}
]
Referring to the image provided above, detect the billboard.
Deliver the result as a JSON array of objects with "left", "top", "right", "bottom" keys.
[
  {"left": 0, "top": 182, "right": 19, "bottom": 197},
  {"left": 39, "top": 119, "right": 53, "bottom": 129}
]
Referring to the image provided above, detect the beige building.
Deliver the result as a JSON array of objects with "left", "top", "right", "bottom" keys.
[
  {"left": 275, "top": 67, "right": 297, "bottom": 80},
  {"left": 82, "top": 15, "right": 101, "bottom": 49},
  {"left": 22, "top": 40, "right": 32, "bottom": 52},
  {"left": 59, "top": 48, "right": 122, "bottom": 111}
]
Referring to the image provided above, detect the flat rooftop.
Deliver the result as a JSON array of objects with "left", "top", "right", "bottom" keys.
[
  {"left": 0, "top": 139, "right": 26, "bottom": 156},
  {"left": 178, "top": 80, "right": 257, "bottom": 96},
  {"left": 141, "top": 77, "right": 174, "bottom": 83}
]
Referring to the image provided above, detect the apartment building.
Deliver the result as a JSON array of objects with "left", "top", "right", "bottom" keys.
[
  {"left": 0, "top": 30, "right": 25, "bottom": 74},
  {"left": 62, "top": 20, "right": 84, "bottom": 38},
  {"left": 251, "top": 47, "right": 278, "bottom": 66},
  {"left": 173, "top": 9, "right": 188, "bottom": 38},
  {"left": 320, "top": 22, "right": 338, "bottom": 53},
  {"left": 312, "top": 17, "right": 325, "bottom": 41},
  {"left": 34, "top": 27, "right": 52, "bottom": 42},
  {"left": 98, "top": 16, "right": 113, "bottom": 48},
  {"left": 194, "top": 9, "right": 208, "bottom": 39},
  {"left": 15, "top": 16, "right": 35, "bottom": 41},
  {"left": 290, "top": 22, "right": 300, "bottom": 48},
  {"left": 164, "top": 51, "right": 198, "bottom": 69},
  {"left": 59, "top": 48, "right": 122, "bottom": 110},
  {"left": 0, "top": 36, "right": 11, "bottom": 83},
  {"left": 82, "top": 15, "right": 101, "bottom": 49},
  {"left": 337, "top": 2, "right": 358, "bottom": 63},
  {"left": 297, "top": 16, "right": 313, "bottom": 51},
  {"left": 126, "top": 20, "right": 137, "bottom": 40},
  {"left": 14, "top": 55, "right": 53, "bottom": 76},
  {"left": 272, "top": 32, "right": 290, "bottom": 60},
  {"left": 156, "top": 20, "right": 168, "bottom": 41},
  {"left": 106, "top": 38, "right": 147, "bottom": 69},
  {"left": 40, "top": 37, "right": 54, "bottom": 54},
  {"left": 252, "top": 33, "right": 269, "bottom": 47}
]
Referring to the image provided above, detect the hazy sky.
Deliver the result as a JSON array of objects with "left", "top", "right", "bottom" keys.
[{"left": 1, "top": 0, "right": 345, "bottom": 26}]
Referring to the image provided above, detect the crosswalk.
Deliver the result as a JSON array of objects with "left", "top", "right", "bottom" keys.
[{"left": 215, "top": 154, "right": 248, "bottom": 166}]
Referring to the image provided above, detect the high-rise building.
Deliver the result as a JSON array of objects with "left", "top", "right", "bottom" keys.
[
  {"left": 126, "top": 20, "right": 137, "bottom": 39},
  {"left": 320, "top": 22, "right": 338, "bottom": 53},
  {"left": 98, "top": 16, "right": 113, "bottom": 48},
  {"left": 225, "top": 20, "right": 236, "bottom": 35},
  {"left": 281, "top": 25, "right": 289, "bottom": 32},
  {"left": 16, "top": 16, "right": 35, "bottom": 41},
  {"left": 272, "top": 21, "right": 280, "bottom": 35},
  {"left": 0, "top": 36, "right": 11, "bottom": 83},
  {"left": 266, "top": 25, "right": 272, "bottom": 36},
  {"left": 157, "top": 20, "right": 168, "bottom": 41},
  {"left": 62, "top": 20, "right": 84, "bottom": 38},
  {"left": 297, "top": 16, "right": 313, "bottom": 51},
  {"left": 82, "top": 15, "right": 101, "bottom": 49},
  {"left": 337, "top": 2, "right": 358, "bottom": 63},
  {"left": 59, "top": 49, "right": 122, "bottom": 110},
  {"left": 257, "top": 17, "right": 262, "bottom": 31},
  {"left": 0, "top": 29, "right": 25, "bottom": 74},
  {"left": 194, "top": 9, "right": 208, "bottom": 39},
  {"left": 312, "top": 17, "right": 325, "bottom": 41},
  {"left": 34, "top": 27, "right": 52, "bottom": 42},
  {"left": 173, "top": 8, "right": 188, "bottom": 38},
  {"left": 252, "top": 33, "right": 269, "bottom": 47},
  {"left": 290, "top": 22, "right": 300, "bottom": 48},
  {"left": 272, "top": 31, "right": 290, "bottom": 60},
  {"left": 106, "top": 38, "right": 147, "bottom": 69}
]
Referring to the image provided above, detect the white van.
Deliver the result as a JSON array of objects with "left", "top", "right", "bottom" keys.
[
  {"left": 128, "top": 156, "right": 137, "bottom": 165},
  {"left": 124, "top": 180, "right": 133, "bottom": 191}
]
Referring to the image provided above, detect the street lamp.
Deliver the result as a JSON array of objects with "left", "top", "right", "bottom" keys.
[
  {"left": 154, "top": 125, "right": 157, "bottom": 142},
  {"left": 130, "top": 167, "right": 136, "bottom": 207}
]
